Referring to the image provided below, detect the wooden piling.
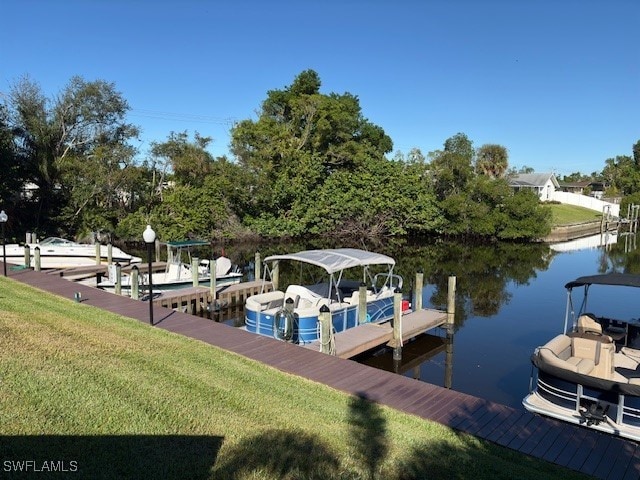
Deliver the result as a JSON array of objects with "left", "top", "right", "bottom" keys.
[
  {"left": 24, "top": 245, "right": 30, "bottom": 268},
  {"left": 107, "top": 244, "right": 113, "bottom": 264},
  {"left": 254, "top": 252, "right": 261, "bottom": 280},
  {"left": 318, "top": 304, "right": 333, "bottom": 354},
  {"left": 192, "top": 257, "right": 199, "bottom": 287},
  {"left": 209, "top": 258, "right": 217, "bottom": 303},
  {"left": 392, "top": 291, "right": 402, "bottom": 348},
  {"left": 114, "top": 263, "right": 122, "bottom": 296},
  {"left": 131, "top": 266, "right": 139, "bottom": 300},
  {"left": 272, "top": 260, "right": 279, "bottom": 291},
  {"left": 447, "top": 275, "right": 456, "bottom": 326},
  {"left": 358, "top": 283, "right": 367, "bottom": 324},
  {"left": 95, "top": 243, "right": 100, "bottom": 265},
  {"left": 414, "top": 271, "right": 424, "bottom": 312},
  {"left": 34, "top": 246, "right": 41, "bottom": 271}
]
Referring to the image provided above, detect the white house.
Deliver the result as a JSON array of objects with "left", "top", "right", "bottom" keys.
[{"left": 509, "top": 173, "right": 560, "bottom": 201}]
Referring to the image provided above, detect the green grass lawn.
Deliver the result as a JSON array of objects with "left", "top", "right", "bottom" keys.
[
  {"left": 548, "top": 203, "right": 603, "bottom": 226},
  {"left": 0, "top": 277, "right": 589, "bottom": 480}
]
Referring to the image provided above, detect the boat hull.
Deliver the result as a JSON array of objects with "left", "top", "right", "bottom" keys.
[
  {"left": 245, "top": 297, "right": 395, "bottom": 344},
  {"left": 2, "top": 243, "right": 140, "bottom": 269},
  {"left": 523, "top": 370, "right": 640, "bottom": 441},
  {"left": 97, "top": 273, "right": 243, "bottom": 294}
]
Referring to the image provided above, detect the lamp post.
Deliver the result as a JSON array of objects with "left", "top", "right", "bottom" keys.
[
  {"left": 143, "top": 224, "right": 156, "bottom": 325},
  {"left": 0, "top": 210, "right": 7, "bottom": 277}
]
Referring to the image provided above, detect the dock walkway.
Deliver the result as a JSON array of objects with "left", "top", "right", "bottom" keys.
[
  {"left": 303, "top": 308, "right": 448, "bottom": 358},
  {"left": 3, "top": 264, "right": 640, "bottom": 479}
]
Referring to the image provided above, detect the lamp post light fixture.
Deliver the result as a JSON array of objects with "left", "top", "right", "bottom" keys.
[
  {"left": 0, "top": 210, "right": 7, "bottom": 277},
  {"left": 143, "top": 224, "right": 156, "bottom": 325}
]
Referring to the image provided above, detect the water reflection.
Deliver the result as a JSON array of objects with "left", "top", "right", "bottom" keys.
[
  {"left": 356, "top": 333, "right": 454, "bottom": 389},
  {"left": 211, "top": 232, "right": 640, "bottom": 409}
]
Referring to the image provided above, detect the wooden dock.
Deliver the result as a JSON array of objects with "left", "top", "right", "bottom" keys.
[
  {"left": 303, "top": 308, "right": 448, "bottom": 358},
  {"left": 152, "top": 280, "right": 272, "bottom": 314},
  {"left": 51, "top": 261, "right": 167, "bottom": 280},
  {"left": 4, "top": 263, "right": 640, "bottom": 479}
]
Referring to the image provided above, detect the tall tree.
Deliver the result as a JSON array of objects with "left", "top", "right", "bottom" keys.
[
  {"left": 8, "top": 75, "right": 138, "bottom": 237},
  {"left": 475, "top": 144, "right": 509, "bottom": 178},
  {"left": 633, "top": 140, "right": 640, "bottom": 167},
  {"left": 230, "top": 70, "right": 393, "bottom": 233},
  {"left": 428, "top": 132, "right": 475, "bottom": 199},
  {"left": 150, "top": 131, "right": 214, "bottom": 188},
  {"left": 602, "top": 154, "right": 640, "bottom": 196},
  {"left": 0, "top": 103, "right": 23, "bottom": 211}
]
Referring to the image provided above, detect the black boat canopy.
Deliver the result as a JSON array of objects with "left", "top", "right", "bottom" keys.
[{"left": 565, "top": 273, "right": 640, "bottom": 290}]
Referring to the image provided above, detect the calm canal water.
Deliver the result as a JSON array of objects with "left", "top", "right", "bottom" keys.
[{"left": 215, "top": 231, "right": 639, "bottom": 410}]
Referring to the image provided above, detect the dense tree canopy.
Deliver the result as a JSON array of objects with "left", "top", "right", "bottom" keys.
[
  {"left": 12, "top": 70, "right": 639, "bottom": 244},
  {"left": 4, "top": 76, "right": 139, "bottom": 238}
]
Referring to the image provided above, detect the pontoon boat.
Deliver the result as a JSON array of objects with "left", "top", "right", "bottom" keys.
[
  {"left": 245, "top": 248, "right": 404, "bottom": 344},
  {"left": 523, "top": 273, "right": 640, "bottom": 441}
]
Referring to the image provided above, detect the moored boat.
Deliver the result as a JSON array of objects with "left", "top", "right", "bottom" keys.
[
  {"left": 523, "top": 273, "right": 640, "bottom": 441},
  {"left": 97, "top": 240, "right": 242, "bottom": 293},
  {"left": 2, "top": 237, "right": 141, "bottom": 269},
  {"left": 244, "top": 248, "right": 405, "bottom": 344}
]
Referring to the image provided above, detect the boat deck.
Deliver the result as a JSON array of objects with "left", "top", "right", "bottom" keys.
[{"left": 3, "top": 263, "right": 640, "bottom": 479}]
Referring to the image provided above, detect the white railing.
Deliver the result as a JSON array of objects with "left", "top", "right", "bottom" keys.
[{"left": 550, "top": 191, "right": 620, "bottom": 217}]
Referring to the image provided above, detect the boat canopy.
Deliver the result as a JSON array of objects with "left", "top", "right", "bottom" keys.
[
  {"left": 565, "top": 273, "right": 640, "bottom": 290},
  {"left": 264, "top": 248, "right": 395, "bottom": 275}
]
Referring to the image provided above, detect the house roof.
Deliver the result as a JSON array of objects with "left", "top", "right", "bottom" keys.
[
  {"left": 509, "top": 173, "right": 559, "bottom": 188},
  {"left": 560, "top": 180, "right": 592, "bottom": 188}
]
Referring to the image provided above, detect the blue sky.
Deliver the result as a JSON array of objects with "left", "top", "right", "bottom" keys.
[{"left": 2, "top": 0, "right": 638, "bottom": 176}]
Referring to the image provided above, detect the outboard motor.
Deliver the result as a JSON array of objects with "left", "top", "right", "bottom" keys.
[{"left": 579, "top": 402, "right": 609, "bottom": 426}]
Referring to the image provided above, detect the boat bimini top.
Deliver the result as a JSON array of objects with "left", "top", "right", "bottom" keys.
[
  {"left": 565, "top": 273, "right": 640, "bottom": 290},
  {"left": 563, "top": 273, "right": 640, "bottom": 333},
  {"left": 264, "top": 248, "right": 395, "bottom": 274},
  {"left": 262, "top": 248, "right": 400, "bottom": 298}
]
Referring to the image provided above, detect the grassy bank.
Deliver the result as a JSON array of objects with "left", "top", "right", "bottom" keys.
[
  {"left": 548, "top": 203, "right": 602, "bottom": 226},
  {"left": 0, "top": 277, "right": 588, "bottom": 480}
]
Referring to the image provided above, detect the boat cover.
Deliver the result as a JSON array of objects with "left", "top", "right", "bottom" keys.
[
  {"left": 263, "top": 248, "right": 395, "bottom": 275},
  {"left": 565, "top": 273, "right": 640, "bottom": 290}
]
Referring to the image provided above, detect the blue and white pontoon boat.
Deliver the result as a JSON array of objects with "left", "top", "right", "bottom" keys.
[
  {"left": 523, "top": 273, "right": 640, "bottom": 441},
  {"left": 245, "top": 248, "right": 404, "bottom": 344}
]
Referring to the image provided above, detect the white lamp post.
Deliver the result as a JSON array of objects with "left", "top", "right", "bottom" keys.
[
  {"left": 143, "top": 224, "right": 156, "bottom": 325},
  {"left": 0, "top": 210, "right": 7, "bottom": 277}
]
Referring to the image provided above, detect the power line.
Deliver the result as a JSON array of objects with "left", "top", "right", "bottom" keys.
[{"left": 129, "top": 108, "right": 237, "bottom": 126}]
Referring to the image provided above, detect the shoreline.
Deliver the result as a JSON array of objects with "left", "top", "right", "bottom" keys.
[{"left": 542, "top": 220, "right": 617, "bottom": 243}]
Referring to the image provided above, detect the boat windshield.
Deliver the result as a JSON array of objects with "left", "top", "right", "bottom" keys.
[{"left": 37, "top": 237, "right": 79, "bottom": 246}]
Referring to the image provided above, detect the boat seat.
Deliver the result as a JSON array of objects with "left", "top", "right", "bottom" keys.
[
  {"left": 538, "top": 335, "right": 593, "bottom": 374},
  {"left": 245, "top": 291, "right": 285, "bottom": 312},
  {"left": 538, "top": 333, "right": 617, "bottom": 377},
  {"left": 215, "top": 257, "right": 233, "bottom": 276},
  {"left": 577, "top": 313, "right": 602, "bottom": 334},
  {"left": 285, "top": 285, "right": 322, "bottom": 305}
]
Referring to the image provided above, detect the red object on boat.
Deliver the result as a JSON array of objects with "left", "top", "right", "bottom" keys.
[{"left": 402, "top": 299, "right": 410, "bottom": 312}]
